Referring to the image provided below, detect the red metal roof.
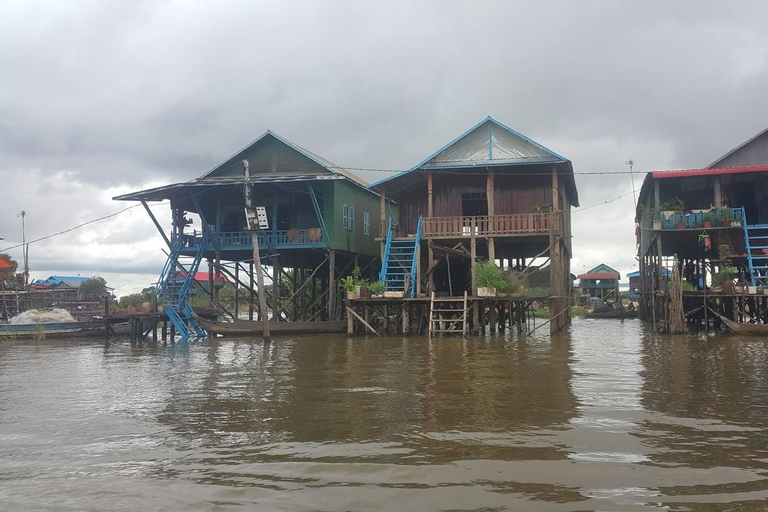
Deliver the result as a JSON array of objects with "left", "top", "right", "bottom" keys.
[
  {"left": 651, "top": 165, "right": 768, "bottom": 179},
  {"left": 0, "top": 256, "right": 13, "bottom": 270},
  {"left": 578, "top": 272, "right": 619, "bottom": 280}
]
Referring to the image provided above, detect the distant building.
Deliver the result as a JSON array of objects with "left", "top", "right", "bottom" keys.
[
  {"left": 577, "top": 264, "right": 620, "bottom": 302},
  {"left": 31, "top": 276, "right": 114, "bottom": 301},
  {"left": 627, "top": 268, "right": 670, "bottom": 293}
]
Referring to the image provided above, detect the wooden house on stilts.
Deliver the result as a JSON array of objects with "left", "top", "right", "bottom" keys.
[
  {"left": 636, "top": 124, "right": 768, "bottom": 332},
  {"left": 114, "top": 131, "right": 387, "bottom": 338},
  {"left": 366, "top": 117, "right": 579, "bottom": 334}
]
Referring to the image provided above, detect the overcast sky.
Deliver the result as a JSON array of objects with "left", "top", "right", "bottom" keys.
[{"left": 2, "top": 0, "right": 768, "bottom": 296}]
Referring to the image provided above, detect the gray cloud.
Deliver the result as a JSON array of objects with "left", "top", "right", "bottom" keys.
[{"left": 2, "top": 0, "right": 768, "bottom": 293}]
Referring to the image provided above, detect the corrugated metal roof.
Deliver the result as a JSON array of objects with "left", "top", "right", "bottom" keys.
[
  {"left": 202, "top": 130, "right": 368, "bottom": 188},
  {"left": 650, "top": 165, "right": 768, "bottom": 179},
  {"left": 578, "top": 272, "right": 619, "bottom": 280},
  {"left": 113, "top": 174, "right": 344, "bottom": 202},
  {"left": 368, "top": 116, "right": 579, "bottom": 206},
  {"left": 708, "top": 126, "right": 768, "bottom": 169}
]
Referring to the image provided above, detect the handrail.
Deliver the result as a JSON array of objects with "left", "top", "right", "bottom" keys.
[
  {"left": 421, "top": 212, "right": 563, "bottom": 238},
  {"left": 379, "top": 216, "right": 393, "bottom": 283},
  {"left": 409, "top": 216, "right": 422, "bottom": 297}
]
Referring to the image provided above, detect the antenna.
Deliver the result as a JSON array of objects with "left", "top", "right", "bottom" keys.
[
  {"left": 16, "top": 211, "right": 28, "bottom": 286},
  {"left": 625, "top": 159, "right": 637, "bottom": 208}
]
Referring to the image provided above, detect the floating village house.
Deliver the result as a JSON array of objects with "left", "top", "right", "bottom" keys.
[
  {"left": 577, "top": 264, "right": 620, "bottom": 303},
  {"left": 114, "top": 131, "right": 388, "bottom": 338},
  {"left": 367, "top": 117, "right": 579, "bottom": 333},
  {"left": 636, "top": 125, "right": 768, "bottom": 330}
]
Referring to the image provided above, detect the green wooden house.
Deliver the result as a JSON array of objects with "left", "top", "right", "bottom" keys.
[{"left": 114, "top": 130, "right": 392, "bottom": 338}]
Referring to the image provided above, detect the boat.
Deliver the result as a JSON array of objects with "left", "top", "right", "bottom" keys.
[
  {"left": 0, "top": 320, "right": 108, "bottom": 340},
  {"left": 585, "top": 308, "right": 637, "bottom": 319},
  {"left": 196, "top": 316, "right": 345, "bottom": 336},
  {"left": 706, "top": 306, "right": 768, "bottom": 336}
]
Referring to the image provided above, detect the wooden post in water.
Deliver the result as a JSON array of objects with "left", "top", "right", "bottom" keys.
[{"left": 243, "top": 160, "right": 271, "bottom": 343}]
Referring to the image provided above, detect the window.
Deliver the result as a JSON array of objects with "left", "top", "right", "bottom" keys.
[
  {"left": 363, "top": 212, "right": 370, "bottom": 235},
  {"left": 349, "top": 206, "right": 355, "bottom": 231},
  {"left": 342, "top": 204, "right": 349, "bottom": 230}
]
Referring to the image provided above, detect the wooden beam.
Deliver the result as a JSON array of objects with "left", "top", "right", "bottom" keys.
[
  {"left": 347, "top": 306, "right": 380, "bottom": 336},
  {"left": 427, "top": 173, "right": 433, "bottom": 218},
  {"left": 328, "top": 250, "right": 336, "bottom": 320},
  {"left": 244, "top": 160, "right": 271, "bottom": 343},
  {"left": 141, "top": 200, "right": 171, "bottom": 248},
  {"left": 714, "top": 177, "right": 722, "bottom": 208}
]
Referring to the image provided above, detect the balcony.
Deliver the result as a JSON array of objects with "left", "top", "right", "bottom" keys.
[
  {"left": 421, "top": 212, "right": 563, "bottom": 239},
  {"left": 653, "top": 208, "right": 744, "bottom": 230},
  {"left": 181, "top": 229, "right": 325, "bottom": 252}
]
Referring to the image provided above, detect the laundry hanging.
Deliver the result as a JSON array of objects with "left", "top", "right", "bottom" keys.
[{"left": 698, "top": 231, "right": 711, "bottom": 252}]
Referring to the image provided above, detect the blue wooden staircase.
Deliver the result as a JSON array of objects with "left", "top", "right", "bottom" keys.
[
  {"left": 379, "top": 216, "right": 422, "bottom": 297},
  {"left": 744, "top": 212, "right": 768, "bottom": 289},
  {"left": 156, "top": 229, "right": 211, "bottom": 339}
]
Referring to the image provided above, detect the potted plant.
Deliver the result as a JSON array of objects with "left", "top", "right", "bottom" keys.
[
  {"left": 341, "top": 276, "right": 357, "bottom": 300},
  {"left": 701, "top": 212, "right": 712, "bottom": 228},
  {"left": 368, "top": 281, "right": 386, "bottom": 298},
  {"left": 721, "top": 210, "right": 733, "bottom": 227},
  {"left": 713, "top": 265, "right": 736, "bottom": 290},
  {"left": 475, "top": 260, "right": 506, "bottom": 297}
]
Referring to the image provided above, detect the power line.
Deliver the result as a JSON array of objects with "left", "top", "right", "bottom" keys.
[{"left": 573, "top": 190, "right": 636, "bottom": 213}]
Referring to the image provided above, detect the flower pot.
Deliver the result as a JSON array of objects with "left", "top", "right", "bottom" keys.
[
  {"left": 652, "top": 220, "right": 662, "bottom": 230},
  {"left": 347, "top": 291, "right": 357, "bottom": 300},
  {"left": 477, "top": 287, "right": 496, "bottom": 297},
  {"left": 703, "top": 221, "right": 712, "bottom": 228},
  {"left": 359, "top": 286, "right": 370, "bottom": 299},
  {"left": 723, "top": 281, "right": 734, "bottom": 295},
  {"left": 677, "top": 222, "right": 686, "bottom": 229},
  {"left": 722, "top": 220, "right": 732, "bottom": 227},
  {"left": 384, "top": 290, "right": 405, "bottom": 298}
]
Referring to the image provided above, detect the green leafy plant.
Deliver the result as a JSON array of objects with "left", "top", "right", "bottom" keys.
[
  {"left": 718, "top": 243, "right": 734, "bottom": 261},
  {"left": 368, "top": 281, "right": 386, "bottom": 295},
  {"left": 660, "top": 197, "right": 685, "bottom": 211},
  {"left": 475, "top": 260, "right": 507, "bottom": 290},
  {"left": 682, "top": 281, "right": 695, "bottom": 291},
  {"left": 720, "top": 209, "right": 733, "bottom": 222},
  {"left": 713, "top": 265, "right": 736, "bottom": 287},
  {"left": 340, "top": 276, "right": 357, "bottom": 292}
]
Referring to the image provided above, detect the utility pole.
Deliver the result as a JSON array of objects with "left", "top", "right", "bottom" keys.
[
  {"left": 625, "top": 159, "right": 637, "bottom": 208},
  {"left": 243, "top": 160, "right": 271, "bottom": 343},
  {"left": 17, "top": 211, "right": 28, "bottom": 286}
]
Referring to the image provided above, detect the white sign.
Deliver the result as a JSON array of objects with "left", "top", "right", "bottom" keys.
[{"left": 244, "top": 206, "right": 269, "bottom": 230}]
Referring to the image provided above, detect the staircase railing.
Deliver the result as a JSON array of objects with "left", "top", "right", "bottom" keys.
[
  {"left": 409, "top": 216, "right": 423, "bottom": 297},
  {"left": 379, "top": 216, "right": 393, "bottom": 283}
]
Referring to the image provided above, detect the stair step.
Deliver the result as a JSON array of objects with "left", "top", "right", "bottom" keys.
[{"left": 431, "top": 329, "right": 465, "bottom": 333}]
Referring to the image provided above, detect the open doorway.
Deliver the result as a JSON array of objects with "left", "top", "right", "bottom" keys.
[{"left": 462, "top": 192, "right": 488, "bottom": 216}]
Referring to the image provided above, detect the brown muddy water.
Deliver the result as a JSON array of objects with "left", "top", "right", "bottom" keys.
[{"left": 1, "top": 319, "right": 768, "bottom": 511}]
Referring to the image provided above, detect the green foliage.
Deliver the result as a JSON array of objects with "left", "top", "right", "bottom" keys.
[
  {"left": 0, "top": 253, "right": 18, "bottom": 283},
  {"left": 368, "top": 281, "right": 386, "bottom": 295},
  {"left": 340, "top": 276, "right": 357, "bottom": 292},
  {"left": 720, "top": 209, "right": 733, "bottom": 221},
  {"left": 682, "top": 281, "right": 695, "bottom": 291},
  {"left": 718, "top": 243, "right": 734, "bottom": 261},
  {"left": 118, "top": 286, "right": 156, "bottom": 310},
  {"left": 660, "top": 197, "right": 685, "bottom": 211},
  {"left": 79, "top": 276, "right": 108, "bottom": 299},
  {"left": 475, "top": 260, "right": 506, "bottom": 290},
  {"left": 713, "top": 265, "right": 736, "bottom": 287}
]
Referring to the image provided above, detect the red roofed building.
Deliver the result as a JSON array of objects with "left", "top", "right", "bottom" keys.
[
  {"left": 578, "top": 264, "right": 620, "bottom": 302},
  {"left": 635, "top": 125, "right": 768, "bottom": 328}
]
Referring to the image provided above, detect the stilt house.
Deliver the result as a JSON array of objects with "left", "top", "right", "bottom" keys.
[
  {"left": 577, "top": 264, "right": 620, "bottom": 303},
  {"left": 636, "top": 125, "right": 768, "bottom": 328},
  {"left": 368, "top": 117, "right": 579, "bottom": 333},
  {"left": 114, "top": 131, "right": 389, "bottom": 338}
]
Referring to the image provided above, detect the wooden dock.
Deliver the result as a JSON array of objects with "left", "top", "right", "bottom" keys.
[{"left": 346, "top": 295, "right": 544, "bottom": 337}]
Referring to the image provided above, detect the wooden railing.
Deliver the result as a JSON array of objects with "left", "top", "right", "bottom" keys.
[{"left": 422, "top": 213, "right": 562, "bottom": 238}]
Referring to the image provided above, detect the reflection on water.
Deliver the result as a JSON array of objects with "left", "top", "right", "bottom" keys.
[{"left": 1, "top": 320, "right": 768, "bottom": 510}]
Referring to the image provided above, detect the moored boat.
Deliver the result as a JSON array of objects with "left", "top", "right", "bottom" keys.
[{"left": 196, "top": 316, "right": 345, "bottom": 336}]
